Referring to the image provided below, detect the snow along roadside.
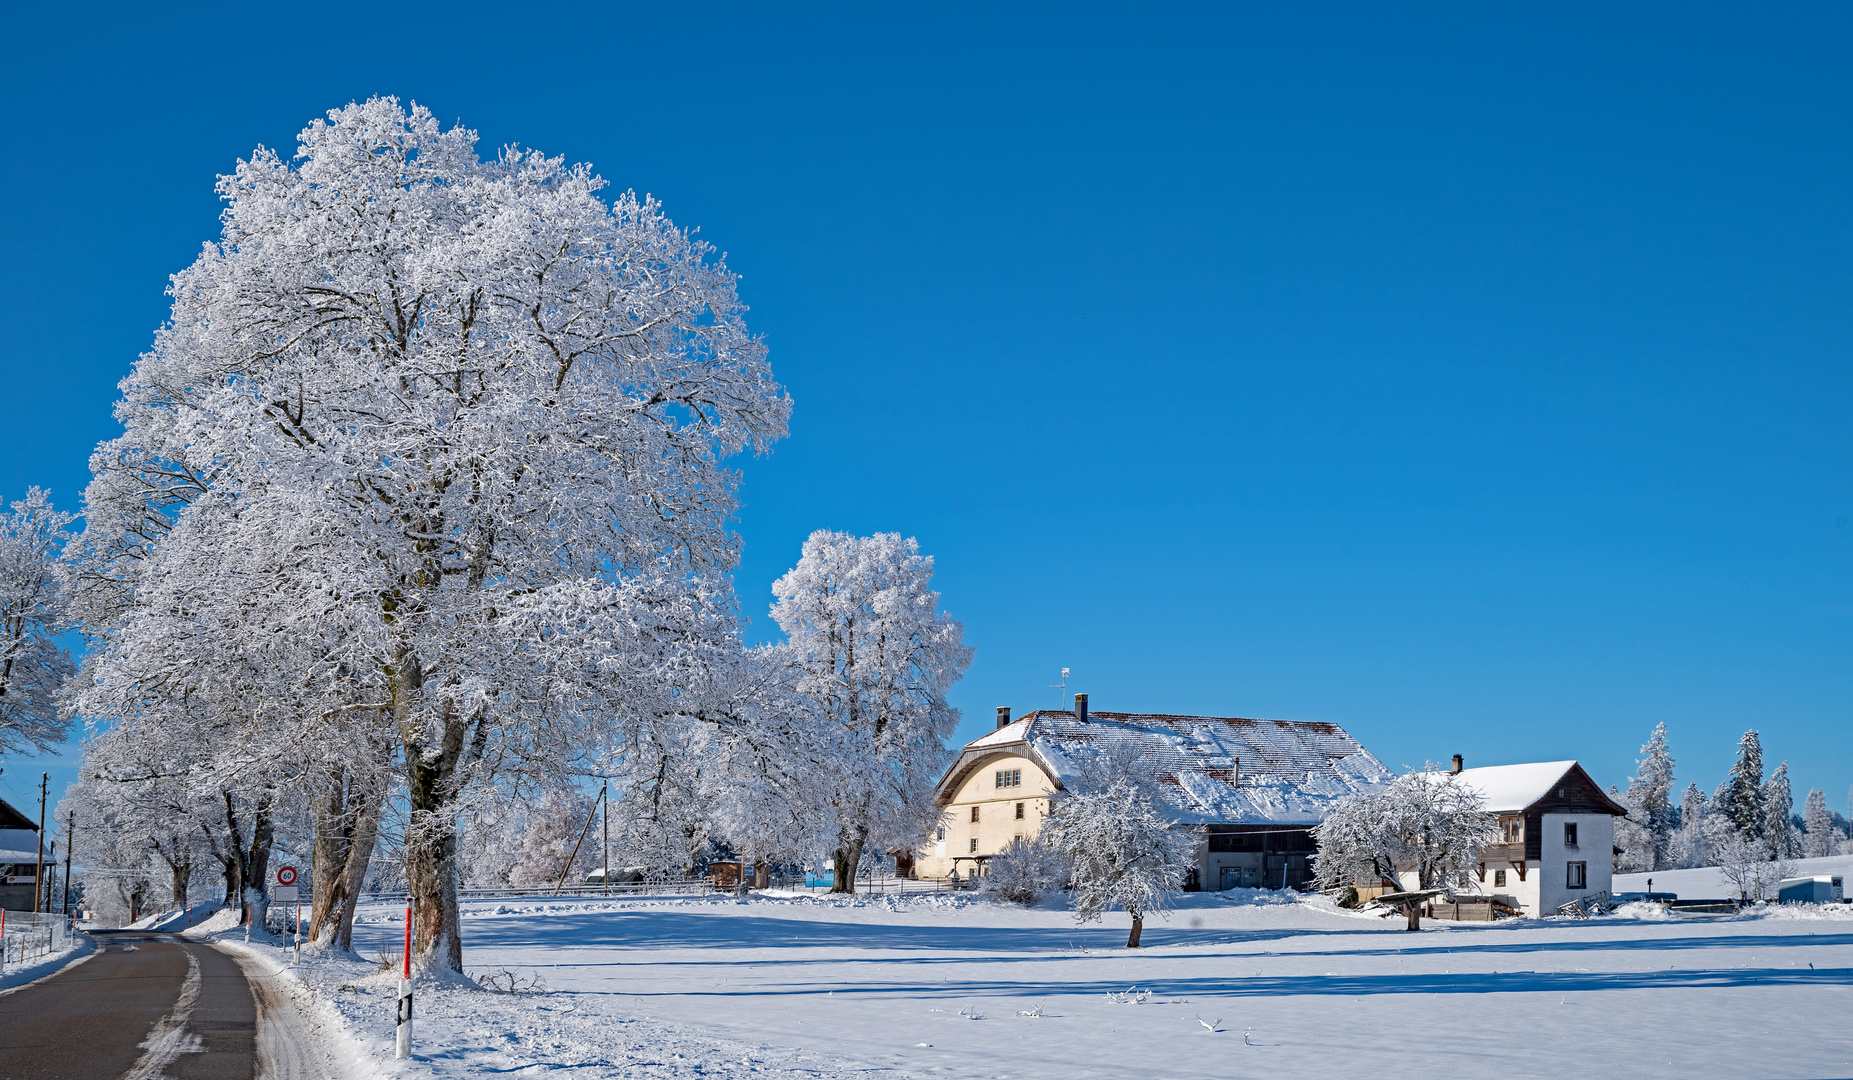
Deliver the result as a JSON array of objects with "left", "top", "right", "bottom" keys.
[
  {"left": 0, "top": 930, "right": 96, "bottom": 998},
  {"left": 204, "top": 937, "right": 380, "bottom": 1080}
]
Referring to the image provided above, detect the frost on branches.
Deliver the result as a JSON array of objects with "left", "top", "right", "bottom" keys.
[
  {"left": 769, "top": 531, "right": 971, "bottom": 893},
  {"left": 67, "top": 97, "right": 789, "bottom": 971},
  {"left": 0, "top": 488, "right": 75, "bottom": 761},
  {"left": 1313, "top": 768, "right": 1497, "bottom": 931},
  {"left": 981, "top": 832, "right": 1069, "bottom": 906},
  {"left": 1046, "top": 752, "right": 1196, "bottom": 947}
]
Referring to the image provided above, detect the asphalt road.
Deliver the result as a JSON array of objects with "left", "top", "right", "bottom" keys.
[{"left": 0, "top": 930, "right": 258, "bottom": 1080}]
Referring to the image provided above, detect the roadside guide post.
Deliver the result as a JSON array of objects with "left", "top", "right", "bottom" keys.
[{"left": 396, "top": 902, "right": 414, "bottom": 1058}]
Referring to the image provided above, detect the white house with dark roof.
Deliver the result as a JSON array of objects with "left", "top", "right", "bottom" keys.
[
  {"left": 910, "top": 694, "right": 1393, "bottom": 890},
  {"left": 1447, "top": 759, "right": 1629, "bottom": 917}
]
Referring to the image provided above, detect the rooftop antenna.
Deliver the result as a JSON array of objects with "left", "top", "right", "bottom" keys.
[{"left": 1050, "top": 667, "right": 1069, "bottom": 707}]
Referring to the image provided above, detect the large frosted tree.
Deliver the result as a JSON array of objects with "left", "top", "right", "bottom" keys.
[
  {"left": 1629, "top": 723, "right": 1676, "bottom": 872},
  {"left": 1047, "top": 753, "right": 1195, "bottom": 947},
  {"left": 69, "top": 98, "right": 789, "bottom": 970},
  {"left": 770, "top": 531, "right": 971, "bottom": 892},
  {"left": 0, "top": 489, "right": 75, "bottom": 761}
]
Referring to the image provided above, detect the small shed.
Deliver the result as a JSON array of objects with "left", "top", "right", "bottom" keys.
[{"left": 1777, "top": 876, "right": 1844, "bottom": 905}]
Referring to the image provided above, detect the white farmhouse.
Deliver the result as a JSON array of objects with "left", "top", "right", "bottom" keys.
[
  {"left": 1450, "top": 759, "right": 1628, "bottom": 917},
  {"left": 910, "top": 694, "right": 1393, "bottom": 890}
]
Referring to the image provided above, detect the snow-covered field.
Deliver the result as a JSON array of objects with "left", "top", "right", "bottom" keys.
[
  {"left": 230, "top": 888, "right": 1853, "bottom": 1079},
  {"left": 1618, "top": 853, "right": 1853, "bottom": 899}
]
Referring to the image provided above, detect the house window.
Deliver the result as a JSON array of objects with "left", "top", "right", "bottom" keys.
[
  {"left": 1566, "top": 861, "right": 1587, "bottom": 890},
  {"left": 996, "top": 769, "right": 1022, "bottom": 788},
  {"left": 1494, "top": 869, "right": 1507, "bottom": 887},
  {"left": 1015, "top": 802, "right": 1025, "bottom": 820},
  {"left": 1563, "top": 822, "right": 1579, "bottom": 849},
  {"left": 971, "top": 806, "right": 980, "bottom": 823},
  {"left": 936, "top": 824, "right": 946, "bottom": 841},
  {"left": 970, "top": 838, "right": 979, "bottom": 853}
]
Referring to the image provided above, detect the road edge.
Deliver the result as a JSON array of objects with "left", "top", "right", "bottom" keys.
[{"left": 210, "top": 939, "right": 383, "bottom": 1080}]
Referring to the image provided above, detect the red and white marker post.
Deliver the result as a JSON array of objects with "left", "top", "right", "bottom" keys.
[{"left": 396, "top": 902, "right": 413, "bottom": 1058}]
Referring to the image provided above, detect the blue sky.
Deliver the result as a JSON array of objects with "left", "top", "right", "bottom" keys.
[{"left": 1, "top": 4, "right": 1848, "bottom": 821}]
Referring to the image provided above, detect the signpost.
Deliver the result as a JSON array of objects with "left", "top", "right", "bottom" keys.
[{"left": 274, "top": 866, "right": 301, "bottom": 960}]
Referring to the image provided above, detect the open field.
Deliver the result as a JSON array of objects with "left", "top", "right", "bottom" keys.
[{"left": 216, "top": 887, "right": 1853, "bottom": 1080}]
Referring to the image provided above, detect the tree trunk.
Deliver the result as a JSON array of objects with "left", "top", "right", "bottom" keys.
[
  {"left": 399, "top": 665, "right": 485, "bottom": 973},
  {"left": 310, "top": 763, "right": 385, "bottom": 951},
  {"left": 1126, "top": 914, "right": 1143, "bottom": 949},
  {"left": 1404, "top": 902, "right": 1422, "bottom": 931},
  {"left": 830, "top": 830, "right": 866, "bottom": 894}
]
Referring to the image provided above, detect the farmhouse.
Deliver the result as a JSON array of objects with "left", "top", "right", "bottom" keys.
[
  {"left": 1448, "top": 758, "right": 1628, "bottom": 917},
  {"left": 0, "top": 796, "right": 42, "bottom": 912},
  {"left": 911, "top": 694, "right": 1392, "bottom": 889}
]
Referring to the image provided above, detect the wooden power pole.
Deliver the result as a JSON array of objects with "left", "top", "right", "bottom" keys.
[{"left": 33, "top": 773, "right": 47, "bottom": 914}]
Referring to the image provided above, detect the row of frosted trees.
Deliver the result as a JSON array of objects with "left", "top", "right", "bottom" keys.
[{"left": 1, "top": 99, "right": 971, "bottom": 971}]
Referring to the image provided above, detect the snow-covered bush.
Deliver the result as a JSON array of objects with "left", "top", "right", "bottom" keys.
[{"left": 981, "top": 833, "right": 1069, "bottom": 906}]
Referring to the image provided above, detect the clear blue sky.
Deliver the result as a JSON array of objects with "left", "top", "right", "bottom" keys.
[{"left": 2, "top": 4, "right": 1848, "bottom": 822}]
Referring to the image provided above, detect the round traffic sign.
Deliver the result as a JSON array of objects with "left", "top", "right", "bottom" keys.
[{"left": 276, "top": 866, "right": 297, "bottom": 886}]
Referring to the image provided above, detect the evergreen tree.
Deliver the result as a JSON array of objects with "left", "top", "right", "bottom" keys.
[
  {"left": 1760, "top": 761, "right": 1796, "bottom": 859},
  {"left": 1629, "top": 722, "right": 1676, "bottom": 871},
  {"left": 1803, "top": 788, "right": 1835, "bottom": 859},
  {"left": 1719, "top": 730, "right": 1765, "bottom": 839},
  {"left": 1671, "top": 783, "right": 1710, "bottom": 869}
]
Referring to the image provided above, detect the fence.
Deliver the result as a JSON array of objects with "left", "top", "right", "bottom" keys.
[
  {"left": 362, "top": 873, "right": 973, "bottom": 905},
  {"left": 1, "top": 910, "right": 69, "bottom": 969}
]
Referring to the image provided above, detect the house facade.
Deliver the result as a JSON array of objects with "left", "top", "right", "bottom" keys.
[
  {"left": 0, "top": 796, "right": 42, "bottom": 912},
  {"left": 1447, "top": 760, "right": 1628, "bottom": 916},
  {"left": 914, "top": 694, "right": 1393, "bottom": 889}
]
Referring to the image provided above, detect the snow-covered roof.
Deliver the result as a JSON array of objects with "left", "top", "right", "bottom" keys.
[
  {"left": 0, "top": 848, "right": 43, "bottom": 864},
  {"left": 1450, "top": 761, "right": 1588, "bottom": 813},
  {"left": 943, "top": 709, "right": 1393, "bottom": 826}
]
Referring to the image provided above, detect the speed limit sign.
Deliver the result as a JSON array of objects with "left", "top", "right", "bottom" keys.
[{"left": 277, "top": 866, "right": 298, "bottom": 886}]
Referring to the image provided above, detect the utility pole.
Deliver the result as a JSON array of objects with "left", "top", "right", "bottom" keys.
[
  {"left": 33, "top": 773, "right": 46, "bottom": 913},
  {"left": 62, "top": 813, "right": 75, "bottom": 915},
  {"left": 601, "top": 777, "right": 609, "bottom": 896}
]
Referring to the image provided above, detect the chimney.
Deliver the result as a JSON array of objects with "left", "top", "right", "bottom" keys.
[
  {"left": 1074, "top": 693, "right": 1088, "bottom": 723},
  {"left": 995, "top": 706, "right": 1012, "bottom": 731},
  {"left": 1450, "top": 754, "right": 1463, "bottom": 775}
]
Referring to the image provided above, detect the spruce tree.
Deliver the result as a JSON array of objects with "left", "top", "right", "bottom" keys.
[
  {"left": 1803, "top": 788, "right": 1834, "bottom": 859},
  {"left": 1719, "top": 730, "right": 1765, "bottom": 839},
  {"left": 1630, "top": 722, "right": 1676, "bottom": 871},
  {"left": 1761, "top": 761, "right": 1795, "bottom": 859}
]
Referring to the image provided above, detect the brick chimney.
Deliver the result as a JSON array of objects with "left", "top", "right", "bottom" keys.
[
  {"left": 1074, "top": 693, "right": 1089, "bottom": 723},
  {"left": 1451, "top": 754, "right": 1463, "bottom": 775},
  {"left": 995, "top": 706, "right": 1012, "bottom": 731}
]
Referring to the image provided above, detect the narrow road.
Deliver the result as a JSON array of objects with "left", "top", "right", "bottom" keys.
[{"left": 0, "top": 930, "right": 258, "bottom": 1079}]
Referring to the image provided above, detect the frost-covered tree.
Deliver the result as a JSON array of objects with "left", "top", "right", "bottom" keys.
[
  {"left": 770, "top": 531, "right": 971, "bottom": 893},
  {"left": 1803, "top": 788, "right": 1835, "bottom": 859},
  {"left": 1761, "top": 761, "right": 1796, "bottom": 859},
  {"left": 1046, "top": 759, "right": 1195, "bottom": 947},
  {"left": 1630, "top": 723, "right": 1675, "bottom": 872},
  {"left": 1670, "top": 783, "right": 1711, "bottom": 869},
  {"left": 982, "top": 832, "right": 1070, "bottom": 906},
  {"left": 1719, "top": 731, "right": 1765, "bottom": 839},
  {"left": 1612, "top": 784, "right": 1651, "bottom": 874},
  {"left": 69, "top": 98, "right": 788, "bottom": 971},
  {"left": 1314, "top": 767, "right": 1498, "bottom": 931},
  {"left": 0, "top": 489, "right": 75, "bottom": 761},
  {"left": 1713, "top": 822, "right": 1795, "bottom": 903},
  {"left": 506, "top": 788, "right": 600, "bottom": 886}
]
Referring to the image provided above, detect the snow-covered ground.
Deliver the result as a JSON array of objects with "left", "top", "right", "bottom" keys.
[
  {"left": 1618, "top": 853, "right": 1853, "bottom": 898},
  {"left": 211, "top": 886, "right": 1853, "bottom": 1080}
]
